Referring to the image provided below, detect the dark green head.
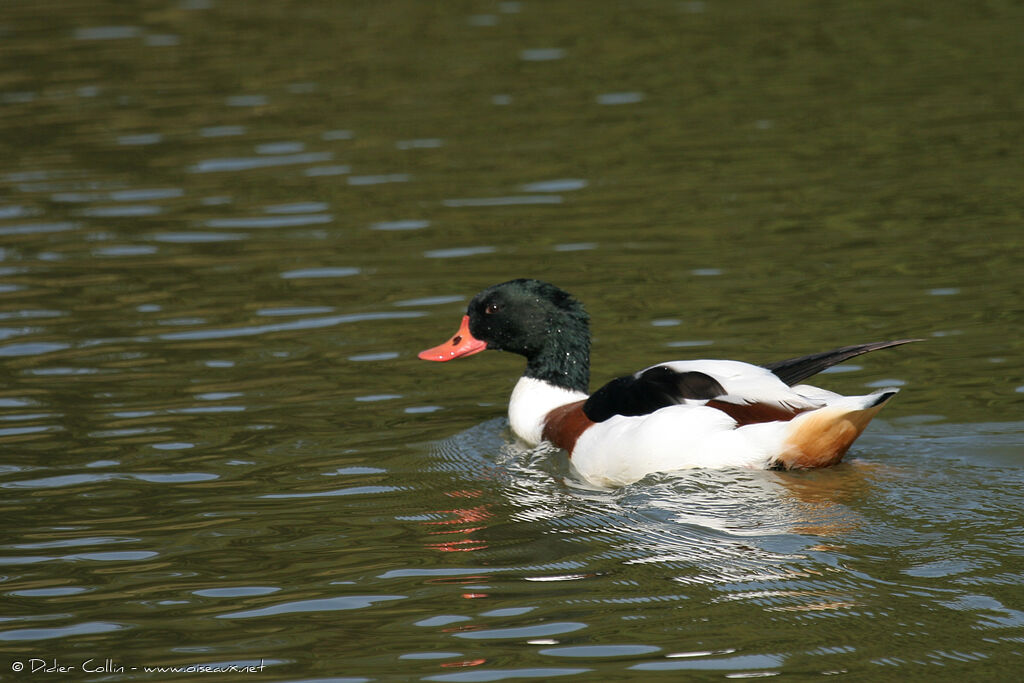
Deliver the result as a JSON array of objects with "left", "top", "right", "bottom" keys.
[
  {"left": 420, "top": 279, "right": 591, "bottom": 393},
  {"left": 468, "top": 279, "right": 591, "bottom": 392}
]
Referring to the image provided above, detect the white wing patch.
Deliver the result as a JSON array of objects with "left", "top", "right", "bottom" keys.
[{"left": 646, "top": 360, "right": 826, "bottom": 411}]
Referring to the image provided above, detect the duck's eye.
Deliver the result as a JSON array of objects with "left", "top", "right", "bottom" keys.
[{"left": 485, "top": 303, "right": 500, "bottom": 315}]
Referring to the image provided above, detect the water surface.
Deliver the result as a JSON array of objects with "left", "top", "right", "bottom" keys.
[{"left": 1, "top": 1, "right": 1022, "bottom": 681}]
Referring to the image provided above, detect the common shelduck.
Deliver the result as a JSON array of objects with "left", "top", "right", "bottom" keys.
[{"left": 419, "top": 279, "right": 917, "bottom": 487}]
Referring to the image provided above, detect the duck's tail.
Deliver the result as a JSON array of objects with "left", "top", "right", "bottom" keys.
[
  {"left": 773, "top": 390, "right": 898, "bottom": 469},
  {"left": 764, "top": 339, "right": 921, "bottom": 386}
]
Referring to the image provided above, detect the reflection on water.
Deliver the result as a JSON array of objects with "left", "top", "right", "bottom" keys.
[
  {"left": 436, "top": 420, "right": 871, "bottom": 579},
  {"left": 416, "top": 417, "right": 1024, "bottom": 677},
  {"left": 1, "top": 0, "right": 1023, "bottom": 680}
]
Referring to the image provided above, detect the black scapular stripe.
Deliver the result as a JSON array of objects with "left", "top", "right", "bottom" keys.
[{"left": 583, "top": 366, "right": 725, "bottom": 422}]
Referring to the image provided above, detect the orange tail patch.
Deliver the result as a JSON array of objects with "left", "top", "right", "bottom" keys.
[{"left": 776, "top": 392, "right": 896, "bottom": 469}]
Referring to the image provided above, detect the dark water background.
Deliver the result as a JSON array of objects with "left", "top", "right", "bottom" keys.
[{"left": 1, "top": 1, "right": 1022, "bottom": 680}]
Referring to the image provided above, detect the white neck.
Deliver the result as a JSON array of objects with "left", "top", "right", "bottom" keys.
[{"left": 508, "top": 376, "right": 589, "bottom": 446}]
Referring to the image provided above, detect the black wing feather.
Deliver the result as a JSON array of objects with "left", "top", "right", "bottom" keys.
[
  {"left": 583, "top": 366, "right": 725, "bottom": 422},
  {"left": 764, "top": 339, "right": 921, "bottom": 386}
]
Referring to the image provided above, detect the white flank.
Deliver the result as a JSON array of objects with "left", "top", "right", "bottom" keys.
[
  {"left": 570, "top": 404, "right": 786, "bottom": 487},
  {"left": 569, "top": 387, "right": 900, "bottom": 488}
]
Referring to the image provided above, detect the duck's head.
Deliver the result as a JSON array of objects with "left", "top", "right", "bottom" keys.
[{"left": 418, "top": 279, "right": 591, "bottom": 392}]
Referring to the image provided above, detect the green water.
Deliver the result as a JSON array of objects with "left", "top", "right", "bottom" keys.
[{"left": 1, "top": 1, "right": 1022, "bottom": 680}]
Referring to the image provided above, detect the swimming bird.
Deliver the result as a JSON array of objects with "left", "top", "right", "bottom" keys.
[{"left": 418, "top": 279, "right": 916, "bottom": 487}]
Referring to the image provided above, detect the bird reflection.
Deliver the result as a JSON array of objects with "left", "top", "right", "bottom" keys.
[
  {"left": 422, "top": 418, "right": 884, "bottom": 616},
  {"left": 422, "top": 490, "right": 493, "bottom": 553}
]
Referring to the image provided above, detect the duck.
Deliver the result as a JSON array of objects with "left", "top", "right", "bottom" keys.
[{"left": 418, "top": 279, "right": 917, "bottom": 487}]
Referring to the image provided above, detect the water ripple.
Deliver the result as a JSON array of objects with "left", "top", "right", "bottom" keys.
[
  {"left": 424, "top": 247, "right": 496, "bottom": 259},
  {"left": 205, "top": 215, "right": 333, "bottom": 229},
  {"left": 280, "top": 267, "right": 359, "bottom": 279},
  {"left": 441, "top": 196, "right": 563, "bottom": 207},
  {"left": 520, "top": 179, "right": 587, "bottom": 193},
  {"left": 151, "top": 232, "right": 245, "bottom": 243},
  {"left": 188, "top": 152, "right": 332, "bottom": 173},
  {"left": 157, "top": 311, "right": 424, "bottom": 341},
  {"left": 539, "top": 645, "right": 661, "bottom": 658},
  {"left": 371, "top": 219, "right": 430, "bottom": 231},
  {"left": 630, "top": 652, "right": 783, "bottom": 672},
  {"left": 452, "top": 622, "right": 586, "bottom": 640},
  {"left": 0, "top": 222, "right": 79, "bottom": 236},
  {"left": 0, "top": 342, "right": 71, "bottom": 357},
  {"left": 261, "top": 485, "right": 402, "bottom": 499},
  {"left": 1, "top": 472, "right": 218, "bottom": 489},
  {"left": 347, "top": 174, "right": 412, "bottom": 185},
  {"left": 0, "top": 621, "right": 126, "bottom": 641},
  {"left": 217, "top": 594, "right": 405, "bottom": 619},
  {"left": 426, "top": 667, "right": 590, "bottom": 682},
  {"left": 520, "top": 48, "right": 566, "bottom": 61}
]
